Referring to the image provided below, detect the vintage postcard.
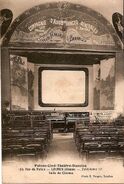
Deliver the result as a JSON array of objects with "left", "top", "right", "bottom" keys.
[{"left": 0, "top": 0, "right": 124, "bottom": 183}]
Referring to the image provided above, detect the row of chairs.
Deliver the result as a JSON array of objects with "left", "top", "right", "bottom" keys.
[
  {"left": 3, "top": 111, "right": 46, "bottom": 122},
  {"left": 74, "top": 119, "right": 124, "bottom": 158},
  {"left": 2, "top": 112, "right": 52, "bottom": 160}
]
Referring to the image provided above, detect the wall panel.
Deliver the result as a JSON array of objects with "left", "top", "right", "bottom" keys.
[{"left": 10, "top": 55, "right": 28, "bottom": 110}]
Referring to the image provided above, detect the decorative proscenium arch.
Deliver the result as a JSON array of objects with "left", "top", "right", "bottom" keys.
[{"left": 2, "top": 2, "right": 122, "bottom": 51}]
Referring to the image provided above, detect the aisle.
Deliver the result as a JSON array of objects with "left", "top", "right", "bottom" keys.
[{"left": 47, "top": 133, "right": 80, "bottom": 161}]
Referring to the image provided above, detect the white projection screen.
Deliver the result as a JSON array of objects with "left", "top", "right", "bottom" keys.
[{"left": 38, "top": 68, "right": 88, "bottom": 107}]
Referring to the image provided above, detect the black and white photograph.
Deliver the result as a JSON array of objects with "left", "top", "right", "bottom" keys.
[{"left": 0, "top": 0, "right": 124, "bottom": 183}]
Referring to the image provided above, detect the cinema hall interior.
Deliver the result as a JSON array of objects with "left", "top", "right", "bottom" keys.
[{"left": 1, "top": 0, "right": 124, "bottom": 162}]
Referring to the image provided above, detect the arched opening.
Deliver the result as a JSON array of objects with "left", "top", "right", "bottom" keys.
[{"left": 2, "top": 2, "right": 121, "bottom": 111}]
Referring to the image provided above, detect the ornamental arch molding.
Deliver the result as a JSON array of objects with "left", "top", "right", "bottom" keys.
[{"left": 2, "top": 2, "right": 122, "bottom": 51}]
